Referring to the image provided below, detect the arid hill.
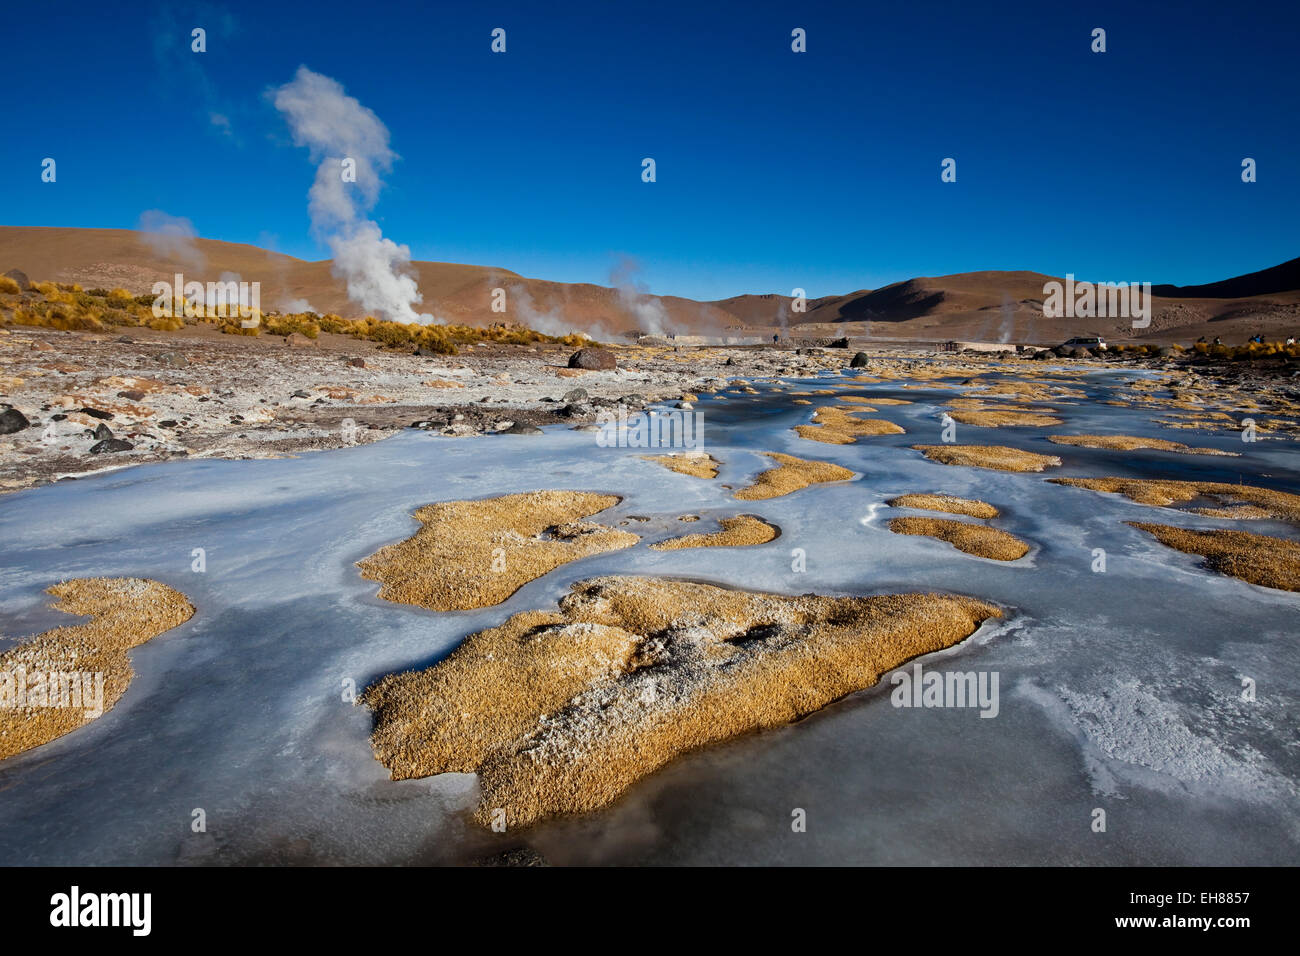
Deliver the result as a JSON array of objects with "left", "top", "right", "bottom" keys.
[{"left": 2, "top": 226, "right": 1297, "bottom": 344}]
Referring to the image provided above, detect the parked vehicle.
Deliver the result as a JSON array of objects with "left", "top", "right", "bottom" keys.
[{"left": 1062, "top": 335, "right": 1106, "bottom": 350}]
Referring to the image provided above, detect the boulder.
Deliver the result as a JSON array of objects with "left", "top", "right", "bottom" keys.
[
  {"left": 567, "top": 347, "right": 616, "bottom": 371},
  {"left": 3, "top": 269, "right": 31, "bottom": 291},
  {"left": 561, "top": 387, "right": 589, "bottom": 403},
  {"left": 89, "top": 438, "right": 134, "bottom": 454},
  {"left": 502, "top": 422, "right": 543, "bottom": 435},
  {"left": 829, "top": 337, "right": 850, "bottom": 349},
  {"left": 849, "top": 352, "right": 870, "bottom": 368},
  {"left": 0, "top": 408, "right": 31, "bottom": 434}
]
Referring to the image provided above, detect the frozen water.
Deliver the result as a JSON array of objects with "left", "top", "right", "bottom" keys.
[{"left": 0, "top": 364, "right": 1296, "bottom": 864}]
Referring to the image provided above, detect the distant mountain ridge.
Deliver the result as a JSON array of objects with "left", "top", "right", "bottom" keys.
[{"left": 2, "top": 226, "right": 1297, "bottom": 343}]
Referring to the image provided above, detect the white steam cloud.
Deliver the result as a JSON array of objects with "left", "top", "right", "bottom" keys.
[
  {"left": 506, "top": 283, "right": 603, "bottom": 340},
  {"left": 138, "top": 210, "right": 205, "bottom": 270},
  {"left": 610, "top": 257, "right": 671, "bottom": 336},
  {"left": 272, "top": 66, "right": 435, "bottom": 325}
]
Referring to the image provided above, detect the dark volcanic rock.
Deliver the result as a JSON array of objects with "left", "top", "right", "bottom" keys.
[
  {"left": 561, "top": 387, "right": 589, "bottom": 403},
  {"left": 830, "top": 337, "right": 850, "bottom": 348},
  {"left": 501, "top": 422, "right": 543, "bottom": 435},
  {"left": 850, "top": 352, "right": 870, "bottom": 368},
  {"left": 567, "top": 347, "right": 616, "bottom": 371},
  {"left": 79, "top": 407, "right": 114, "bottom": 420},
  {"left": 92, "top": 423, "right": 114, "bottom": 441},
  {"left": 0, "top": 408, "right": 31, "bottom": 434},
  {"left": 89, "top": 438, "right": 134, "bottom": 454}
]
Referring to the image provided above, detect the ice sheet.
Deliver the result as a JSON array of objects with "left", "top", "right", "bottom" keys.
[{"left": 0, "top": 365, "right": 1296, "bottom": 864}]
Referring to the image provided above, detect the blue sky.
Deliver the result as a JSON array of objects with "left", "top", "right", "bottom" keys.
[{"left": 2, "top": 0, "right": 1297, "bottom": 300}]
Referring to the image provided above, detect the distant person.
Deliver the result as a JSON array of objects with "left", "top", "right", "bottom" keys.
[
  {"left": 772, "top": 333, "right": 779, "bottom": 345},
  {"left": 1213, "top": 336, "right": 1222, "bottom": 345}
]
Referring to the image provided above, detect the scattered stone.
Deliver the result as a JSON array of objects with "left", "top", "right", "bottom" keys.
[
  {"left": 502, "top": 422, "right": 543, "bottom": 435},
  {"left": 0, "top": 408, "right": 31, "bottom": 434},
  {"left": 92, "top": 423, "right": 114, "bottom": 441},
  {"left": 568, "top": 347, "right": 617, "bottom": 371},
  {"left": 291, "top": 390, "right": 311, "bottom": 399},
  {"left": 157, "top": 351, "right": 189, "bottom": 368},
  {"left": 562, "top": 387, "right": 589, "bottom": 403},
  {"left": 850, "top": 352, "right": 870, "bottom": 368},
  {"left": 78, "top": 407, "right": 114, "bottom": 421},
  {"left": 89, "top": 438, "right": 134, "bottom": 454},
  {"left": 347, "top": 357, "right": 368, "bottom": 369},
  {"left": 473, "top": 846, "right": 550, "bottom": 867}
]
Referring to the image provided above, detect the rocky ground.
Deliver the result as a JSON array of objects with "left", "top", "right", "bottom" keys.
[
  {"left": 3, "top": 324, "right": 1296, "bottom": 494},
  {"left": 0, "top": 324, "right": 850, "bottom": 493}
]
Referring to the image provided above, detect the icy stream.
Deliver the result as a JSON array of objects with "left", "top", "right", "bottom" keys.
[{"left": 0, "top": 363, "right": 1296, "bottom": 865}]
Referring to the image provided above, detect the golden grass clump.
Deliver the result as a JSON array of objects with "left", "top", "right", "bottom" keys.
[
  {"left": 1049, "top": 477, "right": 1300, "bottom": 523},
  {"left": 735, "top": 452, "right": 854, "bottom": 500},
  {"left": 886, "top": 494, "right": 999, "bottom": 518},
  {"left": 946, "top": 409, "right": 1064, "bottom": 427},
  {"left": 795, "top": 405, "right": 905, "bottom": 445},
  {"left": 361, "top": 575, "right": 1001, "bottom": 827},
  {"left": 650, "top": 515, "right": 779, "bottom": 551},
  {"left": 1128, "top": 522, "right": 1300, "bottom": 592},
  {"left": 0, "top": 578, "right": 195, "bottom": 761},
  {"left": 1046, "top": 435, "right": 1237, "bottom": 456},
  {"left": 357, "top": 491, "right": 640, "bottom": 611},
  {"left": 912, "top": 444, "right": 1062, "bottom": 472},
  {"left": 640, "top": 452, "right": 720, "bottom": 479},
  {"left": 972, "top": 381, "right": 1086, "bottom": 401},
  {"left": 888, "top": 516, "right": 1029, "bottom": 561},
  {"left": 0, "top": 277, "right": 19, "bottom": 295}
]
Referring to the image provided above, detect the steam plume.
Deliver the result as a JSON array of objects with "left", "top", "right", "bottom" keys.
[{"left": 272, "top": 66, "right": 435, "bottom": 324}]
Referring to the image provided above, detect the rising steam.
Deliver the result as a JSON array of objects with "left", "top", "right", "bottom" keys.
[
  {"left": 610, "top": 257, "right": 671, "bottom": 336},
  {"left": 272, "top": 66, "right": 435, "bottom": 324}
]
